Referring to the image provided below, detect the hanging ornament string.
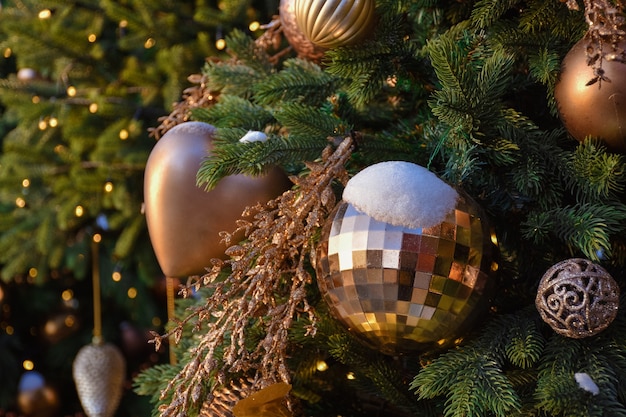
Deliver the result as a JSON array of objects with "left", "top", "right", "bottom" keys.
[
  {"left": 91, "top": 237, "right": 102, "bottom": 345},
  {"left": 563, "top": 0, "right": 626, "bottom": 85},
  {"left": 166, "top": 277, "right": 177, "bottom": 365}
]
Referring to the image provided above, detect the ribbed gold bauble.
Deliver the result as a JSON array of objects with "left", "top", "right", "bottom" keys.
[
  {"left": 73, "top": 343, "right": 126, "bottom": 417},
  {"left": 280, "top": 0, "right": 326, "bottom": 61},
  {"left": 294, "top": 0, "right": 376, "bottom": 48},
  {"left": 144, "top": 122, "right": 291, "bottom": 277},
  {"left": 316, "top": 196, "right": 496, "bottom": 355},
  {"left": 535, "top": 258, "right": 619, "bottom": 338},
  {"left": 554, "top": 38, "right": 626, "bottom": 152}
]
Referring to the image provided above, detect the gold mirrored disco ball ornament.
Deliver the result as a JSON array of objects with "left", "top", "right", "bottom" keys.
[
  {"left": 316, "top": 195, "right": 497, "bottom": 355},
  {"left": 535, "top": 258, "right": 619, "bottom": 338}
]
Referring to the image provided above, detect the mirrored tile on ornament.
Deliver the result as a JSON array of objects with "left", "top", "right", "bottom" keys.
[
  {"left": 382, "top": 249, "right": 401, "bottom": 269},
  {"left": 414, "top": 272, "right": 431, "bottom": 289}
]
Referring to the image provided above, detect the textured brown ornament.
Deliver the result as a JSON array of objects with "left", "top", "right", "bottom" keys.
[
  {"left": 294, "top": 0, "right": 376, "bottom": 48},
  {"left": 73, "top": 343, "right": 126, "bottom": 417},
  {"left": 554, "top": 38, "right": 626, "bottom": 152},
  {"left": 280, "top": 0, "right": 326, "bottom": 61},
  {"left": 535, "top": 258, "right": 619, "bottom": 338},
  {"left": 316, "top": 196, "right": 496, "bottom": 355},
  {"left": 144, "top": 122, "right": 291, "bottom": 277}
]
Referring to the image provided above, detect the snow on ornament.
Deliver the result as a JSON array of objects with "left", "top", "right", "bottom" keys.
[{"left": 315, "top": 161, "right": 498, "bottom": 355}]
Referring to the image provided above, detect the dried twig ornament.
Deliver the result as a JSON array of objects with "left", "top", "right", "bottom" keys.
[
  {"left": 564, "top": 0, "right": 626, "bottom": 85},
  {"left": 153, "top": 136, "right": 353, "bottom": 417}
]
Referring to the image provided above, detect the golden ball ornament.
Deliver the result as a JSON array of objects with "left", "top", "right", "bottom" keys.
[
  {"left": 280, "top": 0, "right": 326, "bottom": 61},
  {"left": 73, "top": 342, "right": 126, "bottom": 417},
  {"left": 535, "top": 258, "right": 619, "bottom": 338},
  {"left": 315, "top": 164, "right": 497, "bottom": 355},
  {"left": 294, "top": 0, "right": 376, "bottom": 49},
  {"left": 144, "top": 122, "right": 291, "bottom": 277},
  {"left": 554, "top": 38, "right": 626, "bottom": 152}
]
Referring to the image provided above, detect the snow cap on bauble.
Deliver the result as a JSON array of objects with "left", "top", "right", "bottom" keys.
[{"left": 342, "top": 161, "right": 459, "bottom": 229}]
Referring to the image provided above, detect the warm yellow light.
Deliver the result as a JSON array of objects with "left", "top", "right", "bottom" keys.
[
  {"left": 89, "top": 103, "right": 98, "bottom": 113},
  {"left": 104, "top": 181, "right": 114, "bottom": 193},
  {"left": 38, "top": 9, "right": 52, "bottom": 19},
  {"left": 112, "top": 271, "right": 122, "bottom": 282},
  {"left": 15, "top": 197, "right": 26, "bottom": 208},
  {"left": 61, "top": 289, "right": 73, "bottom": 301},
  {"left": 216, "top": 38, "right": 226, "bottom": 50},
  {"left": 119, "top": 20, "right": 128, "bottom": 28},
  {"left": 67, "top": 86, "right": 77, "bottom": 97},
  {"left": 22, "top": 179, "right": 30, "bottom": 187},
  {"left": 491, "top": 261, "right": 499, "bottom": 272},
  {"left": 346, "top": 372, "right": 356, "bottom": 380},
  {"left": 48, "top": 117, "right": 58, "bottom": 127},
  {"left": 3, "top": 48, "right": 11, "bottom": 58},
  {"left": 28, "top": 268, "right": 37, "bottom": 278},
  {"left": 316, "top": 360, "right": 329, "bottom": 372},
  {"left": 75, "top": 205, "right": 84, "bottom": 217},
  {"left": 38, "top": 119, "right": 47, "bottom": 130},
  {"left": 88, "top": 33, "right": 97, "bottom": 43},
  {"left": 23, "top": 360, "right": 34, "bottom": 370},
  {"left": 64, "top": 315, "right": 75, "bottom": 327},
  {"left": 490, "top": 232, "right": 498, "bottom": 246},
  {"left": 248, "top": 21, "right": 260, "bottom": 31},
  {"left": 93, "top": 233, "right": 102, "bottom": 243},
  {"left": 144, "top": 38, "right": 156, "bottom": 48},
  {"left": 5, "top": 325, "right": 14, "bottom": 335},
  {"left": 119, "top": 129, "right": 129, "bottom": 140},
  {"left": 32, "top": 95, "right": 40, "bottom": 104},
  {"left": 127, "top": 287, "right": 138, "bottom": 299}
]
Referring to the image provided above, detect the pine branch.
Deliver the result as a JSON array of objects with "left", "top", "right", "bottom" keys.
[{"left": 191, "top": 95, "right": 275, "bottom": 130}]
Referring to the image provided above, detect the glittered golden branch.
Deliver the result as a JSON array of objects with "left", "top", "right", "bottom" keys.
[{"left": 153, "top": 135, "right": 353, "bottom": 417}]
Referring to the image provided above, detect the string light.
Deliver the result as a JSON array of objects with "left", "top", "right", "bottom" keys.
[
  {"left": 61, "top": 289, "right": 73, "bottom": 301},
  {"left": 119, "top": 20, "right": 128, "bottom": 28},
  {"left": 65, "top": 315, "right": 76, "bottom": 327},
  {"left": 112, "top": 271, "right": 122, "bottom": 282},
  {"left": 249, "top": 21, "right": 260, "bottom": 31},
  {"left": 48, "top": 117, "right": 58, "bottom": 127},
  {"left": 127, "top": 287, "right": 138, "bottom": 299},
  {"left": 38, "top": 119, "right": 47, "bottom": 130},
  {"left": 38, "top": 9, "right": 52, "bottom": 19},
  {"left": 28, "top": 268, "right": 37, "bottom": 279},
  {"left": 346, "top": 372, "right": 356, "bottom": 380},
  {"left": 32, "top": 96, "right": 40, "bottom": 104},
  {"left": 216, "top": 38, "right": 226, "bottom": 50},
  {"left": 3, "top": 48, "right": 11, "bottom": 58},
  {"left": 88, "top": 33, "right": 97, "bottom": 43},
  {"left": 75, "top": 205, "right": 84, "bottom": 217},
  {"left": 104, "top": 181, "right": 114, "bottom": 193},
  {"left": 5, "top": 325, "right": 14, "bottom": 335},
  {"left": 23, "top": 360, "right": 34, "bottom": 370},
  {"left": 22, "top": 179, "right": 30, "bottom": 188},
  {"left": 89, "top": 103, "right": 98, "bottom": 113},
  {"left": 119, "top": 129, "right": 129, "bottom": 140},
  {"left": 67, "top": 86, "right": 77, "bottom": 97},
  {"left": 316, "top": 360, "right": 329, "bottom": 372},
  {"left": 15, "top": 197, "right": 26, "bottom": 208},
  {"left": 93, "top": 233, "right": 102, "bottom": 243},
  {"left": 144, "top": 38, "right": 156, "bottom": 48}
]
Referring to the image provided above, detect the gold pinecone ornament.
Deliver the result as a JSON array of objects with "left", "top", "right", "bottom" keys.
[{"left": 73, "top": 342, "right": 126, "bottom": 417}]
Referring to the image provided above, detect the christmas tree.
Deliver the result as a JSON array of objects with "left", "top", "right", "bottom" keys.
[
  {"left": 133, "top": 0, "right": 626, "bottom": 416},
  {"left": 0, "top": 0, "right": 270, "bottom": 414}
]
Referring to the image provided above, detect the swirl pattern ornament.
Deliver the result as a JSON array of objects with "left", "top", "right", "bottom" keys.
[{"left": 535, "top": 258, "right": 619, "bottom": 338}]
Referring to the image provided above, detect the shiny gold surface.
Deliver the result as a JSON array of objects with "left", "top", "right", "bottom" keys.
[
  {"left": 294, "top": 0, "right": 376, "bottom": 48},
  {"left": 280, "top": 0, "right": 326, "bottom": 61},
  {"left": 316, "top": 197, "right": 495, "bottom": 354},
  {"left": 144, "top": 122, "right": 291, "bottom": 277},
  {"left": 535, "top": 258, "right": 619, "bottom": 338}
]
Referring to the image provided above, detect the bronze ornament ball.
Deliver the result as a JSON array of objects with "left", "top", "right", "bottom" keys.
[
  {"left": 144, "top": 122, "right": 291, "bottom": 278},
  {"left": 315, "top": 196, "right": 497, "bottom": 355},
  {"left": 554, "top": 38, "right": 626, "bottom": 152},
  {"left": 280, "top": 0, "right": 326, "bottom": 61},
  {"left": 294, "top": 0, "right": 376, "bottom": 49},
  {"left": 535, "top": 258, "right": 619, "bottom": 338}
]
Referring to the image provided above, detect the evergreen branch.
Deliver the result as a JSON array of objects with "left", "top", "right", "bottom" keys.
[
  {"left": 470, "top": 0, "right": 520, "bottom": 29},
  {"left": 224, "top": 29, "right": 273, "bottom": 76},
  {"left": 191, "top": 95, "right": 275, "bottom": 130},
  {"left": 202, "top": 61, "right": 264, "bottom": 98},
  {"left": 274, "top": 103, "right": 348, "bottom": 139},
  {"left": 253, "top": 59, "right": 337, "bottom": 106}
]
